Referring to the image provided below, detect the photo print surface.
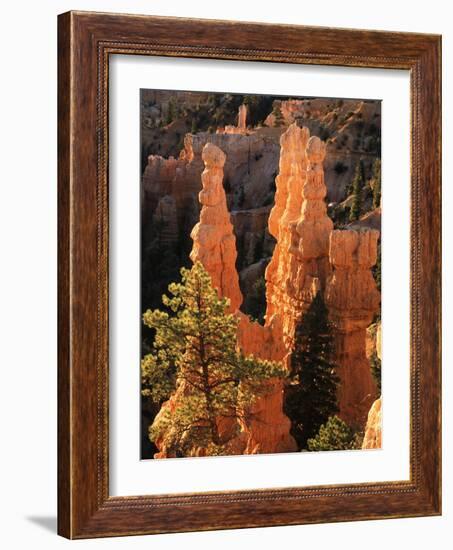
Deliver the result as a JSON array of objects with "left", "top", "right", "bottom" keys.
[{"left": 140, "top": 90, "right": 382, "bottom": 459}]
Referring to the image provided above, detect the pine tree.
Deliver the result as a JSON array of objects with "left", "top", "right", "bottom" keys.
[
  {"left": 284, "top": 292, "right": 339, "bottom": 450},
  {"left": 372, "top": 239, "right": 381, "bottom": 292},
  {"left": 370, "top": 352, "right": 381, "bottom": 395},
  {"left": 372, "top": 158, "right": 382, "bottom": 209},
  {"left": 141, "top": 261, "right": 286, "bottom": 456},
  {"left": 165, "top": 98, "right": 176, "bottom": 125},
  {"left": 349, "top": 160, "right": 363, "bottom": 221},
  {"left": 307, "top": 416, "right": 362, "bottom": 451},
  {"left": 244, "top": 276, "right": 266, "bottom": 325}
]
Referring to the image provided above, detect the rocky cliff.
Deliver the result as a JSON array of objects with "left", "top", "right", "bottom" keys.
[{"left": 265, "top": 98, "right": 381, "bottom": 202}]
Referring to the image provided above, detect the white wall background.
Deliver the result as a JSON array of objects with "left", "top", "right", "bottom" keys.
[{"left": 0, "top": 0, "right": 450, "bottom": 548}]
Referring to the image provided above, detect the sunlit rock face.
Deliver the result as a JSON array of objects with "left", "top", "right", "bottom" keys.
[
  {"left": 264, "top": 98, "right": 382, "bottom": 202},
  {"left": 325, "top": 229, "right": 380, "bottom": 426},
  {"left": 265, "top": 124, "right": 333, "bottom": 350},
  {"left": 190, "top": 143, "right": 243, "bottom": 313},
  {"left": 362, "top": 397, "right": 382, "bottom": 449}
]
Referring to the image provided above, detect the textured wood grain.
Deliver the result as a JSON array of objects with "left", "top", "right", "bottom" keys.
[
  {"left": 57, "top": 10, "right": 441, "bottom": 539},
  {"left": 57, "top": 11, "right": 72, "bottom": 538}
]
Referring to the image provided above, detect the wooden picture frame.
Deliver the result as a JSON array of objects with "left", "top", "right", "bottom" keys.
[{"left": 58, "top": 10, "right": 441, "bottom": 539}]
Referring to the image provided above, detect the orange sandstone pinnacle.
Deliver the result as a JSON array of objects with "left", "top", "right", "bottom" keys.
[
  {"left": 325, "top": 229, "right": 380, "bottom": 425},
  {"left": 265, "top": 124, "right": 333, "bottom": 349},
  {"left": 362, "top": 398, "right": 382, "bottom": 449},
  {"left": 190, "top": 143, "right": 243, "bottom": 313}
]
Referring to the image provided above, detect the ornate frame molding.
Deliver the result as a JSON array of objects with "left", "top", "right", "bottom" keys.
[{"left": 58, "top": 11, "right": 441, "bottom": 538}]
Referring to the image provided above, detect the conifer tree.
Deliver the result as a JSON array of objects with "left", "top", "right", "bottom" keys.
[
  {"left": 307, "top": 415, "right": 362, "bottom": 451},
  {"left": 372, "top": 158, "right": 382, "bottom": 209},
  {"left": 142, "top": 262, "right": 286, "bottom": 456},
  {"left": 284, "top": 292, "right": 339, "bottom": 449},
  {"left": 191, "top": 117, "right": 198, "bottom": 134},
  {"left": 165, "top": 98, "right": 176, "bottom": 125},
  {"left": 243, "top": 276, "right": 266, "bottom": 325},
  {"left": 370, "top": 352, "right": 381, "bottom": 395},
  {"left": 373, "top": 240, "right": 381, "bottom": 292}
]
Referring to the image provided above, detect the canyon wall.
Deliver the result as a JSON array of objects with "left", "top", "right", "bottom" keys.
[
  {"left": 142, "top": 131, "right": 279, "bottom": 219},
  {"left": 264, "top": 98, "right": 382, "bottom": 202}
]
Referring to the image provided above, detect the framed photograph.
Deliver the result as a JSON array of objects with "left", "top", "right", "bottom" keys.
[{"left": 58, "top": 11, "right": 441, "bottom": 538}]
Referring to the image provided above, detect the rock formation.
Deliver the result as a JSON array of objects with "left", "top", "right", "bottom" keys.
[
  {"left": 265, "top": 123, "right": 333, "bottom": 349},
  {"left": 219, "top": 104, "right": 249, "bottom": 135},
  {"left": 190, "top": 143, "right": 242, "bottom": 313},
  {"left": 263, "top": 98, "right": 381, "bottom": 202},
  {"left": 236, "top": 312, "right": 297, "bottom": 453},
  {"left": 189, "top": 142, "right": 296, "bottom": 454},
  {"left": 325, "top": 229, "right": 381, "bottom": 425},
  {"left": 363, "top": 321, "right": 381, "bottom": 449},
  {"left": 362, "top": 397, "right": 382, "bottom": 449},
  {"left": 142, "top": 131, "right": 279, "bottom": 226},
  {"left": 147, "top": 119, "right": 381, "bottom": 457},
  {"left": 238, "top": 104, "right": 248, "bottom": 130},
  {"left": 366, "top": 320, "right": 382, "bottom": 361},
  {"left": 152, "top": 142, "right": 297, "bottom": 457},
  {"left": 142, "top": 148, "right": 202, "bottom": 232}
]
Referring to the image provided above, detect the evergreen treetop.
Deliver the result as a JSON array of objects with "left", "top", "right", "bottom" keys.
[
  {"left": 272, "top": 104, "right": 285, "bottom": 127},
  {"left": 307, "top": 415, "right": 363, "bottom": 452},
  {"left": 372, "top": 158, "right": 382, "bottom": 209},
  {"left": 284, "top": 291, "right": 339, "bottom": 450}
]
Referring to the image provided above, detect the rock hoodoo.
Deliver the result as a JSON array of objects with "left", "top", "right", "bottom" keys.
[
  {"left": 238, "top": 104, "right": 248, "bottom": 130},
  {"left": 325, "top": 229, "right": 380, "bottom": 425},
  {"left": 191, "top": 142, "right": 297, "bottom": 454},
  {"left": 220, "top": 103, "right": 249, "bottom": 135},
  {"left": 363, "top": 321, "right": 381, "bottom": 449},
  {"left": 362, "top": 397, "right": 382, "bottom": 449},
  {"left": 265, "top": 123, "right": 333, "bottom": 349},
  {"left": 190, "top": 143, "right": 243, "bottom": 313}
]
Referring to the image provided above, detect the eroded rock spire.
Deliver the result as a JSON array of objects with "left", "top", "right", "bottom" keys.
[
  {"left": 265, "top": 124, "right": 333, "bottom": 349},
  {"left": 325, "top": 229, "right": 381, "bottom": 425},
  {"left": 190, "top": 143, "right": 243, "bottom": 313}
]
